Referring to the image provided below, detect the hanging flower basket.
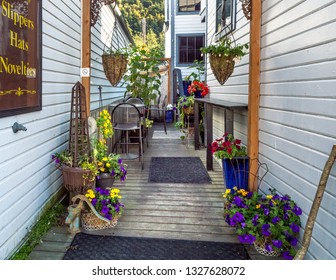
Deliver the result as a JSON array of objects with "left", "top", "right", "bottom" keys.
[
  {"left": 239, "top": 0, "right": 252, "bottom": 20},
  {"left": 102, "top": 53, "right": 128, "bottom": 86},
  {"left": 182, "top": 106, "right": 194, "bottom": 115},
  {"left": 209, "top": 54, "right": 235, "bottom": 85}
]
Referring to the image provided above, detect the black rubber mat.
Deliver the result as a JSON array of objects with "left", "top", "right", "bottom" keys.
[
  {"left": 148, "top": 157, "right": 212, "bottom": 184},
  {"left": 63, "top": 234, "right": 250, "bottom": 260}
]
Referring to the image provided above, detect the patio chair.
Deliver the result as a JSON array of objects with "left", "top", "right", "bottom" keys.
[{"left": 111, "top": 102, "right": 144, "bottom": 170}]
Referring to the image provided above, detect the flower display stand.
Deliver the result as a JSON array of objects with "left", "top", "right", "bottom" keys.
[
  {"left": 222, "top": 157, "right": 249, "bottom": 190},
  {"left": 65, "top": 194, "right": 118, "bottom": 233}
]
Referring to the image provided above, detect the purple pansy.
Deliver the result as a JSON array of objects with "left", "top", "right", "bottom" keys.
[
  {"left": 290, "top": 223, "right": 300, "bottom": 233},
  {"left": 272, "top": 240, "right": 283, "bottom": 248},
  {"left": 238, "top": 234, "right": 256, "bottom": 244},
  {"left": 293, "top": 205, "right": 302, "bottom": 216},
  {"left": 282, "top": 251, "right": 294, "bottom": 260},
  {"left": 261, "top": 224, "right": 271, "bottom": 236},
  {"left": 272, "top": 216, "right": 280, "bottom": 224}
]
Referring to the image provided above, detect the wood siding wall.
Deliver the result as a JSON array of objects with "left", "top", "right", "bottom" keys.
[
  {"left": 206, "top": 0, "right": 336, "bottom": 259},
  {"left": 259, "top": 0, "right": 336, "bottom": 259},
  {"left": 0, "top": 1, "right": 130, "bottom": 259}
]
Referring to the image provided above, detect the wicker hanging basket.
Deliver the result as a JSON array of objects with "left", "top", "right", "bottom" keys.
[
  {"left": 182, "top": 106, "right": 194, "bottom": 115},
  {"left": 239, "top": 0, "right": 252, "bottom": 20},
  {"left": 209, "top": 54, "right": 235, "bottom": 85},
  {"left": 102, "top": 53, "right": 128, "bottom": 86}
]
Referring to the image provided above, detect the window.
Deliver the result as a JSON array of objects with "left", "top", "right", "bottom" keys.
[
  {"left": 216, "top": 0, "right": 236, "bottom": 37},
  {"left": 177, "top": 35, "right": 204, "bottom": 65},
  {"left": 178, "top": 0, "right": 201, "bottom": 13}
]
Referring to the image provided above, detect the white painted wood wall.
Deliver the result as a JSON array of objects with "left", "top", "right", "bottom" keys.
[
  {"left": 206, "top": 0, "right": 336, "bottom": 259},
  {"left": 0, "top": 1, "right": 130, "bottom": 259}
]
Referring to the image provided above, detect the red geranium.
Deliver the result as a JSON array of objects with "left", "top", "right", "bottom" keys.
[{"left": 187, "top": 80, "right": 209, "bottom": 97}]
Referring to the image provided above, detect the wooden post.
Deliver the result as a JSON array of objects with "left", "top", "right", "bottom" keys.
[
  {"left": 82, "top": 0, "right": 91, "bottom": 116},
  {"left": 248, "top": 0, "right": 261, "bottom": 192}
]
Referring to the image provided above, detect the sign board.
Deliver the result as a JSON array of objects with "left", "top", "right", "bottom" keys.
[{"left": 0, "top": 0, "right": 42, "bottom": 117}]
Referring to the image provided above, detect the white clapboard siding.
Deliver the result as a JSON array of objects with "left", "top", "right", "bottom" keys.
[
  {"left": 0, "top": 1, "right": 130, "bottom": 259},
  {"left": 259, "top": 0, "right": 336, "bottom": 259},
  {"left": 205, "top": 1, "right": 250, "bottom": 142}
]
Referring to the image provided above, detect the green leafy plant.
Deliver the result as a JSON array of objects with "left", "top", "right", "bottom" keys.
[
  {"left": 184, "top": 60, "right": 205, "bottom": 81},
  {"left": 210, "top": 133, "right": 247, "bottom": 160},
  {"left": 223, "top": 187, "right": 302, "bottom": 260},
  {"left": 201, "top": 37, "right": 249, "bottom": 58}
]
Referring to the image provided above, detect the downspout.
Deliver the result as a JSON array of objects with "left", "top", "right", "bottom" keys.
[
  {"left": 248, "top": 0, "right": 261, "bottom": 192},
  {"left": 170, "top": 0, "right": 175, "bottom": 103},
  {"left": 82, "top": 0, "right": 91, "bottom": 116}
]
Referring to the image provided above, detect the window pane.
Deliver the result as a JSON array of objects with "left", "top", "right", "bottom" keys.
[
  {"left": 178, "top": 35, "right": 204, "bottom": 64},
  {"left": 178, "top": 0, "right": 201, "bottom": 12}
]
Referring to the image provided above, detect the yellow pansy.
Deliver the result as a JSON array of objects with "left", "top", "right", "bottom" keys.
[
  {"left": 266, "top": 195, "right": 273, "bottom": 199},
  {"left": 106, "top": 163, "right": 111, "bottom": 168},
  {"left": 256, "top": 204, "right": 261, "bottom": 209},
  {"left": 100, "top": 167, "right": 105, "bottom": 172},
  {"left": 102, "top": 157, "right": 108, "bottom": 161}
]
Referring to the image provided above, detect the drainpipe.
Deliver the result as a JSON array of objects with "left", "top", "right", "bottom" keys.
[
  {"left": 248, "top": 0, "right": 261, "bottom": 192},
  {"left": 170, "top": 0, "right": 175, "bottom": 103}
]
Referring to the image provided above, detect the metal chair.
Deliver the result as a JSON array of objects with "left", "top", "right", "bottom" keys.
[{"left": 111, "top": 102, "right": 144, "bottom": 169}]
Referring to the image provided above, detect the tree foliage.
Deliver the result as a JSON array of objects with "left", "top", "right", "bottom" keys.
[{"left": 118, "top": 0, "right": 164, "bottom": 54}]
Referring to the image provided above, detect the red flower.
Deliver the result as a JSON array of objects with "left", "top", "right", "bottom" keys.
[{"left": 187, "top": 80, "right": 210, "bottom": 97}]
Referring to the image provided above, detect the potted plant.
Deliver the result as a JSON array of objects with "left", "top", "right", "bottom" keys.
[
  {"left": 81, "top": 187, "right": 124, "bottom": 231},
  {"left": 102, "top": 46, "right": 129, "bottom": 86},
  {"left": 223, "top": 187, "right": 302, "bottom": 259},
  {"left": 93, "top": 109, "right": 127, "bottom": 189},
  {"left": 52, "top": 150, "right": 97, "bottom": 195},
  {"left": 210, "top": 132, "right": 248, "bottom": 190},
  {"left": 183, "top": 60, "right": 205, "bottom": 95},
  {"left": 187, "top": 80, "right": 209, "bottom": 98},
  {"left": 201, "top": 37, "right": 249, "bottom": 85}
]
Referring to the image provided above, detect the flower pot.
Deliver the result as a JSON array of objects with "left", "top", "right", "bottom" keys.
[
  {"left": 222, "top": 157, "right": 249, "bottom": 190},
  {"left": 182, "top": 106, "right": 194, "bottom": 115},
  {"left": 254, "top": 240, "right": 281, "bottom": 257},
  {"left": 96, "top": 173, "right": 115, "bottom": 189},
  {"left": 194, "top": 90, "right": 204, "bottom": 98},
  {"left": 102, "top": 53, "right": 128, "bottom": 86},
  {"left": 61, "top": 166, "right": 95, "bottom": 194},
  {"left": 182, "top": 80, "right": 191, "bottom": 96},
  {"left": 81, "top": 211, "right": 119, "bottom": 231},
  {"left": 209, "top": 54, "right": 235, "bottom": 85},
  {"left": 165, "top": 110, "right": 173, "bottom": 123}
]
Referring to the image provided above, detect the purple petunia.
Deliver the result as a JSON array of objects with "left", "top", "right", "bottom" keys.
[
  {"left": 105, "top": 213, "right": 112, "bottom": 220},
  {"left": 265, "top": 244, "right": 273, "bottom": 252},
  {"left": 261, "top": 224, "right": 271, "bottom": 236},
  {"left": 290, "top": 237, "right": 298, "bottom": 246},
  {"left": 232, "top": 196, "right": 247, "bottom": 208},
  {"left": 290, "top": 223, "right": 300, "bottom": 233},
  {"left": 282, "top": 251, "right": 294, "bottom": 260},
  {"left": 101, "top": 205, "right": 109, "bottom": 215},
  {"left": 264, "top": 207, "right": 270, "bottom": 216},
  {"left": 91, "top": 198, "right": 97, "bottom": 206},
  {"left": 238, "top": 234, "right": 256, "bottom": 244},
  {"left": 283, "top": 203, "right": 291, "bottom": 211},
  {"left": 272, "top": 240, "right": 283, "bottom": 248},
  {"left": 111, "top": 170, "right": 115, "bottom": 177},
  {"left": 272, "top": 216, "right": 280, "bottom": 224},
  {"left": 293, "top": 205, "right": 302, "bottom": 216},
  {"left": 118, "top": 158, "right": 123, "bottom": 164},
  {"left": 252, "top": 214, "right": 259, "bottom": 226}
]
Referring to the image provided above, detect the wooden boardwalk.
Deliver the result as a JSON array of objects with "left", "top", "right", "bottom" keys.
[{"left": 28, "top": 123, "right": 269, "bottom": 260}]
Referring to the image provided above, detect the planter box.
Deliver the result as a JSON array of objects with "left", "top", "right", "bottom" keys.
[{"left": 222, "top": 157, "right": 249, "bottom": 190}]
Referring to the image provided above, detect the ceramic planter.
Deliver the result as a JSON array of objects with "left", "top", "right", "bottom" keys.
[{"left": 222, "top": 157, "right": 249, "bottom": 190}]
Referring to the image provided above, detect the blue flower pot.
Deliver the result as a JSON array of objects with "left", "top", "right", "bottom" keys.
[
  {"left": 222, "top": 157, "right": 249, "bottom": 190},
  {"left": 194, "top": 90, "right": 203, "bottom": 98},
  {"left": 165, "top": 110, "right": 173, "bottom": 123},
  {"left": 182, "top": 80, "right": 191, "bottom": 96}
]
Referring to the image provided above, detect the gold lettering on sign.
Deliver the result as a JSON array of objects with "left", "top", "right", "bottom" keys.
[
  {"left": 1, "top": 0, "right": 35, "bottom": 30},
  {"left": 0, "top": 55, "right": 30, "bottom": 75},
  {"left": 10, "top": 30, "right": 29, "bottom": 51}
]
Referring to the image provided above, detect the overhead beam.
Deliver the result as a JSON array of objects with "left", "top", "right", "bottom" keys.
[{"left": 248, "top": 0, "right": 262, "bottom": 192}]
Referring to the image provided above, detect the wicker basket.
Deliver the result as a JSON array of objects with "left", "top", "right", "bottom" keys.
[
  {"left": 61, "top": 166, "right": 94, "bottom": 195},
  {"left": 102, "top": 53, "right": 128, "bottom": 86},
  {"left": 240, "top": 0, "right": 252, "bottom": 20},
  {"left": 254, "top": 240, "right": 281, "bottom": 257},
  {"left": 81, "top": 211, "right": 119, "bottom": 231},
  {"left": 182, "top": 106, "right": 194, "bottom": 115},
  {"left": 209, "top": 54, "right": 235, "bottom": 85}
]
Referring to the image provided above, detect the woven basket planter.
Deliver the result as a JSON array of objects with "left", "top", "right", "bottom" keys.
[
  {"left": 81, "top": 211, "right": 119, "bottom": 231},
  {"left": 209, "top": 54, "right": 235, "bottom": 85},
  {"left": 61, "top": 166, "right": 94, "bottom": 195},
  {"left": 253, "top": 239, "right": 281, "bottom": 257},
  {"left": 102, "top": 53, "right": 128, "bottom": 86},
  {"left": 182, "top": 106, "right": 194, "bottom": 115}
]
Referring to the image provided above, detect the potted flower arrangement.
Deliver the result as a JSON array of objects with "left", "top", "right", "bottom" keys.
[
  {"left": 201, "top": 37, "right": 249, "bottom": 85},
  {"left": 81, "top": 187, "right": 124, "bottom": 231},
  {"left": 223, "top": 187, "right": 302, "bottom": 259},
  {"left": 187, "top": 80, "right": 209, "bottom": 98},
  {"left": 93, "top": 109, "right": 127, "bottom": 189},
  {"left": 210, "top": 132, "right": 248, "bottom": 190},
  {"left": 52, "top": 150, "right": 97, "bottom": 194}
]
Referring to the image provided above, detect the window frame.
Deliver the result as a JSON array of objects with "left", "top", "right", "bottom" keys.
[
  {"left": 177, "top": 0, "right": 201, "bottom": 14},
  {"left": 176, "top": 34, "right": 205, "bottom": 66},
  {"left": 215, "top": 0, "right": 237, "bottom": 39}
]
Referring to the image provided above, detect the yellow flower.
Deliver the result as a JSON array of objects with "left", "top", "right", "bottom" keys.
[
  {"left": 100, "top": 167, "right": 105, "bottom": 172},
  {"left": 98, "top": 161, "right": 103, "bottom": 166},
  {"left": 102, "top": 157, "right": 108, "bottom": 161},
  {"left": 106, "top": 163, "right": 111, "bottom": 168},
  {"left": 233, "top": 186, "right": 238, "bottom": 191},
  {"left": 256, "top": 204, "right": 261, "bottom": 209},
  {"left": 85, "top": 189, "right": 95, "bottom": 201},
  {"left": 266, "top": 195, "right": 273, "bottom": 199}
]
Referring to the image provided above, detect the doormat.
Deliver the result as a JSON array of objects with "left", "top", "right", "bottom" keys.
[
  {"left": 63, "top": 234, "right": 250, "bottom": 260},
  {"left": 148, "top": 157, "right": 211, "bottom": 184}
]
